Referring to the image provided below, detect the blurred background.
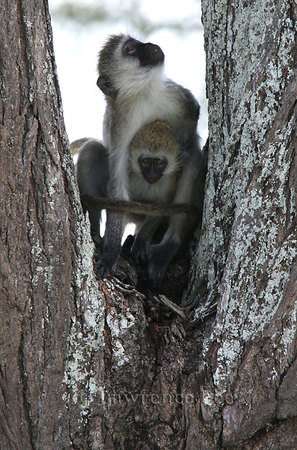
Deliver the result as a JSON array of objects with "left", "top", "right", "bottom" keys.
[{"left": 49, "top": 0, "right": 207, "bottom": 145}]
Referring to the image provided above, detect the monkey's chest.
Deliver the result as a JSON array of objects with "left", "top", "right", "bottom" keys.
[
  {"left": 122, "top": 94, "right": 181, "bottom": 137},
  {"left": 128, "top": 174, "right": 175, "bottom": 204}
]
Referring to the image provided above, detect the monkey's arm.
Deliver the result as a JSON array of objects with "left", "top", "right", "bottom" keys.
[{"left": 97, "top": 115, "right": 131, "bottom": 275}]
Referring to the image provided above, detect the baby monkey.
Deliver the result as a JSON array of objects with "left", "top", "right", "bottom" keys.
[{"left": 76, "top": 121, "right": 205, "bottom": 286}]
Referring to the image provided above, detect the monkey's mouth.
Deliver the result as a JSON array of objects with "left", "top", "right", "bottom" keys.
[{"left": 144, "top": 174, "right": 162, "bottom": 184}]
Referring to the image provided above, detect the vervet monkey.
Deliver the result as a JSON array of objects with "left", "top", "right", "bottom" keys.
[
  {"left": 76, "top": 121, "right": 206, "bottom": 286},
  {"left": 97, "top": 33, "right": 202, "bottom": 278}
]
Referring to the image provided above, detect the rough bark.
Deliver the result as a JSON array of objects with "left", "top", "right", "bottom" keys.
[
  {"left": 1, "top": 1, "right": 297, "bottom": 449},
  {"left": 0, "top": 1, "right": 104, "bottom": 448},
  {"left": 187, "top": 0, "right": 297, "bottom": 446}
]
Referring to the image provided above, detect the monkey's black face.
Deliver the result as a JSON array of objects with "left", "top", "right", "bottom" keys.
[
  {"left": 139, "top": 156, "right": 167, "bottom": 184},
  {"left": 122, "top": 38, "right": 165, "bottom": 67}
]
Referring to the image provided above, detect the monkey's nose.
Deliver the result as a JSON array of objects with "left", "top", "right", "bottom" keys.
[{"left": 139, "top": 43, "right": 165, "bottom": 67}]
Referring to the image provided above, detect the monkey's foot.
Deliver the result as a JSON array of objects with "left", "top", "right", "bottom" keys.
[
  {"left": 130, "top": 239, "right": 149, "bottom": 264},
  {"left": 94, "top": 259, "right": 113, "bottom": 280},
  {"left": 147, "top": 242, "right": 178, "bottom": 288},
  {"left": 93, "top": 248, "right": 115, "bottom": 280}
]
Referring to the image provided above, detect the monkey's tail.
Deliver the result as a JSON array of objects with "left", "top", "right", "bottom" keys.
[{"left": 81, "top": 195, "right": 200, "bottom": 217}]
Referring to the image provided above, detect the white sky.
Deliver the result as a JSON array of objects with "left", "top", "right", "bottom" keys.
[{"left": 50, "top": 0, "right": 208, "bottom": 144}]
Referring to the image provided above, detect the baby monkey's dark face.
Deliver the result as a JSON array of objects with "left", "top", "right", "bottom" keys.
[
  {"left": 122, "top": 37, "right": 165, "bottom": 67},
  {"left": 138, "top": 156, "right": 168, "bottom": 184}
]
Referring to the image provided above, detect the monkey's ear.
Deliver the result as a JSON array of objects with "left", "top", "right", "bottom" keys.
[{"left": 97, "top": 75, "right": 118, "bottom": 97}]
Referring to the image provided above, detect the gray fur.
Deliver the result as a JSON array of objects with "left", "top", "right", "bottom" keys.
[
  {"left": 76, "top": 120, "right": 206, "bottom": 286},
  {"left": 96, "top": 34, "right": 203, "bottom": 279}
]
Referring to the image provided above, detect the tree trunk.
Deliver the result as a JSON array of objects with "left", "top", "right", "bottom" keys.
[
  {"left": 0, "top": 1, "right": 105, "bottom": 448},
  {"left": 1, "top": 0, "right": 297, "bottom": 449},
  {"left": 187, "top": 0, "right": 297, "bottom": 446}
]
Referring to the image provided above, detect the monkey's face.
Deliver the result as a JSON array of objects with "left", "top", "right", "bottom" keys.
[
  {"left": 129, "top": 121, "right": 181, "bottom": 185},
  {"left": 138, "top": 156, "right": 167, "bottom": 184},
  {"left": 121, "top": 38, "right": 164, "bottom": 68},
  {"left": 97, "top": 34, "right": 165, "bottom": 97},
  {"left": 130, "top": 146, "right": 181, "bottom": 186}
]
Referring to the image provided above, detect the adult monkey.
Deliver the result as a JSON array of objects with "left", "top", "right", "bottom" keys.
[{"left": 97, "top": 34, "right": 202, "bottom": 279}]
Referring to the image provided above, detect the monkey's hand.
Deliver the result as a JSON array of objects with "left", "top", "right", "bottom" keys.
[
  {"left": 130, "top": 217, "right": 164, "bottom": 265},
  {"left": 147, "top": 240, "right": 179, "bottom": 288},
  {"left": 130, "top": 236, "right": 150, "bottom": 264}
]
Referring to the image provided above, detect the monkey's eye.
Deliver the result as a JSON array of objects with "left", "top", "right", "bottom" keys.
[
  {"left": 155, "top": 159, "right": 167, "bottom": 168},
  {"left": 123, "top": 42, "right": 137, "bottom": 56},
  {"left": 140, "top": 158, "right": 151, "bottom": 166}
]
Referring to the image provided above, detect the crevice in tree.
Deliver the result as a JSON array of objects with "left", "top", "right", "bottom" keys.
[
  {"left": 103, "top": 307, "right": 113, "bottom": 374},
  {"left": 96, "top": 237, "right": 214, "bottom": 448},
  {"left": 18, "top": 325, "right": 35, "bottom": 450},
  {"left": 93, "top": 236, "right": 199, "bottom": 324}
]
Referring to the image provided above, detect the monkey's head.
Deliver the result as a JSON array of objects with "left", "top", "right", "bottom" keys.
[
  {"left": 129, "top": 121, "right": 181, "bottom": 184},
  {"left": 97, "top": 34, "right": 165, "bottom": 98}
]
